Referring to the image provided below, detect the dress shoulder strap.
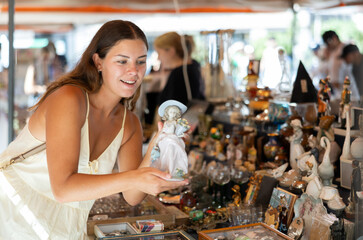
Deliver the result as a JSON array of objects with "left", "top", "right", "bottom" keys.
[
  {"left": 85, "top": 92, "right": 90, "bottom": 119},
  {"left": 121, "top": 105, "right": 127, "bottom": 129},
  {"left": 67, "top": 84, "right": 89, "bottom": 120}
]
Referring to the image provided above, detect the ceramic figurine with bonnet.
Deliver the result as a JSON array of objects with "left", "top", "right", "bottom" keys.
[
  {"left": 287, "top": 118, "right": 304, "bottom": 171},
  {"left": 151, "top": 100, "right": 190, "bottom": 180}
]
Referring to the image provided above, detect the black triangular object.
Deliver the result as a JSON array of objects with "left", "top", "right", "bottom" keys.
[{"left": 290, "top": 61, "right": 317, "bottom": 103}]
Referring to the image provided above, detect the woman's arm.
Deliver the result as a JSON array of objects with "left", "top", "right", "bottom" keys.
[{"left": 40, "top": 86, "right": 187, "bottom": 203}]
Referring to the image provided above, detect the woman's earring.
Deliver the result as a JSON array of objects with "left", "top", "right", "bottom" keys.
[{"left": 98, "top": 70, "right": 102, "bottom": 74}]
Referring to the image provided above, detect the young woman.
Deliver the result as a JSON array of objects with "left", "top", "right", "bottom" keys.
[{"left": 0, "top": 20, "right": 188, "bottom": 239}]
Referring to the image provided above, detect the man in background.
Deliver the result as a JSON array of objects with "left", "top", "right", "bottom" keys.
[
  {"left": 322, "top": 30, "right": 359, "bottom": 113},
  {"left": 341, "top": 44, "right": 363, "bottom": 103},
  {"left": 322, "top": 30, "right": 345, "bottom": 98}
]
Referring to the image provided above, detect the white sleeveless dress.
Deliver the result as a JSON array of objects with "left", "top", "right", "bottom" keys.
[{"left": 0, "top": 93, "right": 127, "bottom": 239}]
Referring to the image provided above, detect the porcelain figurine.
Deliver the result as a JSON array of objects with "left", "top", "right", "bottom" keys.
[
  {"left": 318, "top": 136, "right": 334, "bottom": 186},
  {"left": 296, "top": 135, "right": 319, "bottom": 182},
  {"left": 293, "top": 193, "right": 328, "bottom": 239},
  {"left": 317, "top": 115, "right": 335, "bottom": 143},
  {"left": 322, "top": 76, "right": 332, "bottom": 115},
  {"left": 317, "top": 77, "right": 331, "bottom": 120},
  {"left": 287, "top": 119, "right": 304, "bottom": 171},
  {"left": 339, "top": 76, "right": 351, "bottom": 129},
  {"left": 150, "top": 100, "right": 190, "bottom": 180},
  {"left": 317, "top": 79, "right": 327, "bottom": 121},
  {"left": 344, "top": 159, "right": 361, "bottom": 216},
  {"left": 340, "top": 107, "right": 353, "bottom": 161},
  {"left": 305, "top": 175, "right": 323, "bottom": 199}
]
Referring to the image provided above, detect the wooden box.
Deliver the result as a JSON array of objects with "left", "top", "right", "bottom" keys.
[
  {"left": 87, "top": 195, "right": 176, "bottom": 235},
  {"left": 99, "top": 230, "right": 195, "bottom": 240},
  {"left": 94, "top": 222, "right": 138, "bottom": 238},
  {"left": 198, "top": 223, "right": 293, "bottom": 240}
]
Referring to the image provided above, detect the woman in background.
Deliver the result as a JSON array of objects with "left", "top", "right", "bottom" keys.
[{"left": 154, "top": 32, "right": 205, "bottom": 106}]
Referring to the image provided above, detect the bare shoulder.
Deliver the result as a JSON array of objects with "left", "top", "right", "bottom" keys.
[
  {"left": 29, "top": 85, "right": 88, "bottom": 141},
  {"left": 43, "top": 85, "right": 87, "bottom": 117},
  {"left": 47, "top": 85, "right": 86, "bottom": 105}
]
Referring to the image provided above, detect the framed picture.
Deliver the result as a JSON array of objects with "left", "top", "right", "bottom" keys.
[
  {"left": 100, "top": 230, "right": 195, "bottom": 240},
  {"left": 351, "top": 106, "right": 363, "bottom": 131},
  {"left": 198, "top": 222, "right": 293, "bottom": 240},
  {"left": 268, "top": 187, "right": 298, "bottom": 226}
]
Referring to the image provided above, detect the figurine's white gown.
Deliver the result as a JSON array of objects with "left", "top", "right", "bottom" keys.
[
  {"left": 0, "top": 93, "right": 126, "bottom": 239},
  {"left": 152, "top": 121, "right": 188, "bottom": 178}
]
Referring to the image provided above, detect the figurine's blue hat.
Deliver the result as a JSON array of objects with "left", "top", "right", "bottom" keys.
[{"left": 158, "top": 100, "right": 187, "bottom": 117}]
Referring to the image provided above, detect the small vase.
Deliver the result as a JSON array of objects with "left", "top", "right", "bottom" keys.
[
  {"left": 263, "top": 133, "right": 280, "bottom": 162},
  {"left": 304, "top": 103, "right": 318, "bottom": 125},
  {"left": 351, "top": 137, "right": 363, "bottom": 160},
  {"left": 274, "top": 147, "right": 288, "bottom": 166}
]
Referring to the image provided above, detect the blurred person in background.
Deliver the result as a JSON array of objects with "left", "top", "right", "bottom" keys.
[
  {"left": 183, "top": 34, "right": 205, "bottom": 98},
  {"left": 340, "top": 44, "right": 363, "bottom": 103},
  {"left": 154, "top": 32, "right": 205, "bottom": 107},
  {"left": 322, "top": 30, "right": 359, "bottom": 113},
  {"left": 24, "top": 41, "right": 67, "bottom": 106},
  {"left": 309, "top": 43, "right": 328, "bottom": 88},
  {"left": 322, "top": 31, "right": 347, "bottom": 97},
  {"left": 143, "top": 33, "right": 205, "bottom": 127},
  {"left": 260, "top": 37, "right": 282, "bottom": 89},
  {"left": 229, "top": 41, "right": 250, "bottom": 91}
]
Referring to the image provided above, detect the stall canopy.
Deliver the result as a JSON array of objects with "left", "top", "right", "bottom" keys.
[
  {"left": 2, "top": 0, "right": 363, "bottom": 13},
  {"left": 0, "top": 0, "right": 362, "bottom": 27}
]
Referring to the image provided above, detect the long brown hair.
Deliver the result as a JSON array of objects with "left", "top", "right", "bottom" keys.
[{"left": 29, "top": 20, "right": 148, "bottom": 112}]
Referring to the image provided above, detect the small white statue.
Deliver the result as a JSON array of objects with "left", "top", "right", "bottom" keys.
[
  {"left": 288, "top": 119, "right": 304, "bottom": 171},
  {"left": 296, "top": 135, "right": 319, "bottom": 182},
  {"left": 318, "top": 136, "right": 334, "bottom": 186},
  {"left": 151, "top": 100, "right": 190, "bottom": 180}
]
